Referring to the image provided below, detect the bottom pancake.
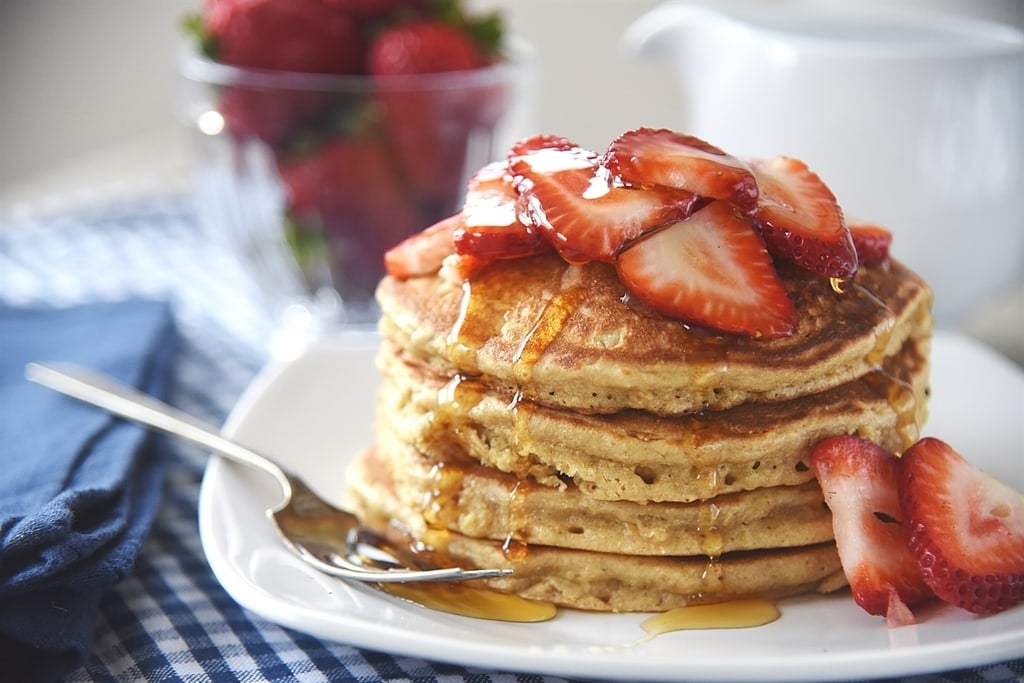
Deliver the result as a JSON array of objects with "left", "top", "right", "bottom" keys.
[{"left": 344, "top": 447, "right": 847, "bottom": 612}]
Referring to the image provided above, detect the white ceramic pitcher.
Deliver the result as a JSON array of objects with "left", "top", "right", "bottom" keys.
[{"left": 622, "top": 1, "right": 1024, "bottom": 325}]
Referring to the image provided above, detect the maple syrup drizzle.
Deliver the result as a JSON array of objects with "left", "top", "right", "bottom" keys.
[
  {"left": 503, "top": 479, "right": 531, "bottom": 560},
  {"left": 848, "top": 281, "right": 898, "bottom": 367},
  {"left": 422, "top": 461, "right": 463, "bottom": 528},
  {"left": 511, "top": 282, "right": 588, "bottom": 384},
  {"left": 862, "top": 369, "right": 921, "bottom": 451},
  {"left": 381, "top": 582, "right": 557, "bottom": 623},
  {"left": 886, "top": 377, "right": 921, "bottom": 449},
  {"left": 447, "top": 280, "right": 481, "bottom": 367},
  {"left": 697, "top": 501, "right": 725, "bottom": 557},
  {"left": 641, "top": 599, "right": 780, "bottom": 634},
  {"left": 404, "top": 255, "right": 803, "bottom": 629}
]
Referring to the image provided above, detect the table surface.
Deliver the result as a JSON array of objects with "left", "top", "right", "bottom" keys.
[{"left": 1, "top": 187, "right": 1021, "bottom": 682}]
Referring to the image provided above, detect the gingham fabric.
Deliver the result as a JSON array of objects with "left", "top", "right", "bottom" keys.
[{"left": 0, "top": 188, "right": 1021, "bottom": 682}]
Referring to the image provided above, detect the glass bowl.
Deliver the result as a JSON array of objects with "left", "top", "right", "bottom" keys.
[{"left": 178, "top": 42, "right": 536, "bottom": 340}]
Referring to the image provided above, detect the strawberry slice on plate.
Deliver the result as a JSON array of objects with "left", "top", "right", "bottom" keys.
[
  {"left": 900, "top": 437, "right": 1024, "bottom": 616},
  {"left": 615, "top": 201, "right": 796, "bottom": 339},
  {"left": 810, "top": 435, "right": 934, "bottom": 626},
  {"left": 749, "top": 156, "right": 858, "bottom": 279},
  {"left": 384, "top": 213, "right": 458, "bottom": 280},
  {"left": 512, "top": 140, "right": 701, "bottom": 264},
  {"left": 453, "top": 161, "right": 549, "bottom": 261},
  {"left": 603, "top": 128, "right": 758, "bottom": 211}
]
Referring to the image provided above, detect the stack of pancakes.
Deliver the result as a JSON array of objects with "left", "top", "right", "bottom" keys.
[{"left": 344, "top": 253, "right": 933, "bottom": 612}]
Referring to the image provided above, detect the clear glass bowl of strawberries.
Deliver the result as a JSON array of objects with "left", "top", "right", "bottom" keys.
[{"left": 178, "top": 0, "right": 534, "bottom": 333}]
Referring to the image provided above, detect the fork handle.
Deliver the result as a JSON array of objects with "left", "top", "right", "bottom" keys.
[{"left": 25, "top": 362, "right": 292, "bottom": 496}]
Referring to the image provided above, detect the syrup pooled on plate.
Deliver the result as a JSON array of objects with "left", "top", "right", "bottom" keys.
[
  {"left": 641, "top": 599, "right": 781, "bottom": 634},
  {"left": 381, "top": 581, "right": 557, "bottom": 623}
]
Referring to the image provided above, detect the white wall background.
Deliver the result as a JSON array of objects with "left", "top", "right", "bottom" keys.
[
  {"left": 1, "top": 0, "right": 1021, "bottom": 205},
  {"left": 0, "top": 0, "right": 683, "bottom": 205}
]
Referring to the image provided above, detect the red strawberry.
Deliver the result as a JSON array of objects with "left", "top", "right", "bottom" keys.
[
  {"left": 748, "top": 156, "right": 857, "bottom": 279},
  {"left": 508, "top": 134, "right": 580, "bottom": 160},
  {"left": 368, "top": 20, "right": 501, "bottom": 208},
  {"left": 280, "top": 138, "right": 419, "bottom": 292},
  {"left": 900, "top": 437, "right": 1024, "bottom": 616},
  {"left": 320, "top": 0, "right": 423, "bottom": 18},
  {"left": 384, "top": 213, "right": 459, "bottom": 279},
  {"left": 453, "top": 162, "right": 549, "bottom": 260},
  {"left": 205, "top": 0, "right": 364, "bottom": 74},
  {"left": 215, "top": 86, "right": 326, "bottom": 145},
  {"left": 810, "top": 435, "right": 934, "bottom": 625},
  {"left": 849, "top": 220, "right": 893, "bottom": 267},
  {"left": 512, "top": 142, "right": 701, "bottom": 265},
  {"left": 615, "top": 201, "right": 796, "bottom": 338},
  {"left": 603, "top": 128, "right": 758, "bottom": 211},
  {"left": 368, "top": 19, "right": 487, "bottom": 75}
]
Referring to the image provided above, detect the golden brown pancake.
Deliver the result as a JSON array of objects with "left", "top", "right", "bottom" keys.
[
  {"left": 351, "top": 442, "right": 835, "bottom": 556},
  {"left": 375, "top": 333, "right": 929, "bottom": 502},
  {"left": 345, "top": 446, "right": 846, "bottom": 612},
  {"left": 346, "top": 254, "right": 932, "bottom": 612},
  {"left": 376, "top": 254, "right": 932, "bottom": 415}
]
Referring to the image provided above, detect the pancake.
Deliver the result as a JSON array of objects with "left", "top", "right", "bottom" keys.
[
  {"left": 350, "top": 249, "right": 932, "bottom": 612},
  {"left": 345, "top": 446, "right": 846, "bottom": 612},
  {"left": 351, "top": 443, "right": 835, "bottom": 556},
  {"left": 375, "top": 332, "right": 930, "bottom": 502},
  {"left": 376, "top": 253, "right": 932, "bottom": 415}
]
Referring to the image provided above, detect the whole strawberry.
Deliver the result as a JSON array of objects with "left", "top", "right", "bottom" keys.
[
  {"left": 368, "top": 19, "right": 487, "bottom": 75},
  {"left": 193, "top": 0, "right": 366, "bottom": 145},
  {"left": 204, "top": 0, "right": 364, "bottom": 74},
  {"left": 279, "top": 138, "right": 420, "bottom": 295},
  {"left": 321, "top": 0, "right": 424, "bottom": 18},
  {"left": 368, "top": 13, "right": 506, "bottom": 210}
]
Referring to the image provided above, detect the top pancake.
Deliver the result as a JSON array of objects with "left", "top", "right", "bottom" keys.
[{"left": 377, "top": 253, "right": 933, "bottom": 415}]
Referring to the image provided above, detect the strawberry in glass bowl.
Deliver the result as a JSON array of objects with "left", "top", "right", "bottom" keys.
[{"left": 178, "top": 0, "right": 535, "bottom": 339}]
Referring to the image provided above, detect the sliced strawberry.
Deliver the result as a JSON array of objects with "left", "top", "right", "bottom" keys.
[
  {"left": 900, "top": 437, "right": 1024, "bottom": 616},
  {"left": 512, "top": 144, "right": 700, "bottom": 265},
  {"left": 810, "top": 435, "right": 934, "bottom": 624},
  {"left": 453, "top": 161, "right": 549, "bottom": 260},
  {"left": 615, "top": 201, "right": 796, "bottom": 338},
  {"left": 508, "top": 134, "right": 581, "bottom": 161},
  {"left": 749, "top": 156, "right": 857, "bottom": 279},
  {"left": 383, "top": 213, "right": 459, "bottom": 280},
  {"left": 849, "top": 220, "right": 893, "bottom": 267},
  {"left": 603, "top": 128, "right": 758, "bottom": 211}
]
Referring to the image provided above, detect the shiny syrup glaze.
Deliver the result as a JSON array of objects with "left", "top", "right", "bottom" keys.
[
  {"left": 641, "top": 599, "right": 781, "bottom": 634},
  {"left": 381, "top": 581, "right": 557, "bottom": 622}
]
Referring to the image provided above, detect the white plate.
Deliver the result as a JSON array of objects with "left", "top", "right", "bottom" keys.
[{"left": 198, "top": 331, "right": 1024, "bottom": 682}]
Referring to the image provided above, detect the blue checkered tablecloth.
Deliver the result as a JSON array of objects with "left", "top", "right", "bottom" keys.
[{"left": 1, "top": 189, "right": 1021, "bottom": 682}]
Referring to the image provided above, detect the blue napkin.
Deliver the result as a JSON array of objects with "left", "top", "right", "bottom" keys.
[{"left": 0, "top": 300, "right": 177, "bottom": 681}]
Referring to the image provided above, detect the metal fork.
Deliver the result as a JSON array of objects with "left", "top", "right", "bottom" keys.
[{"left": 25, "top": 362, "right": 512, "bottom": 584}]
